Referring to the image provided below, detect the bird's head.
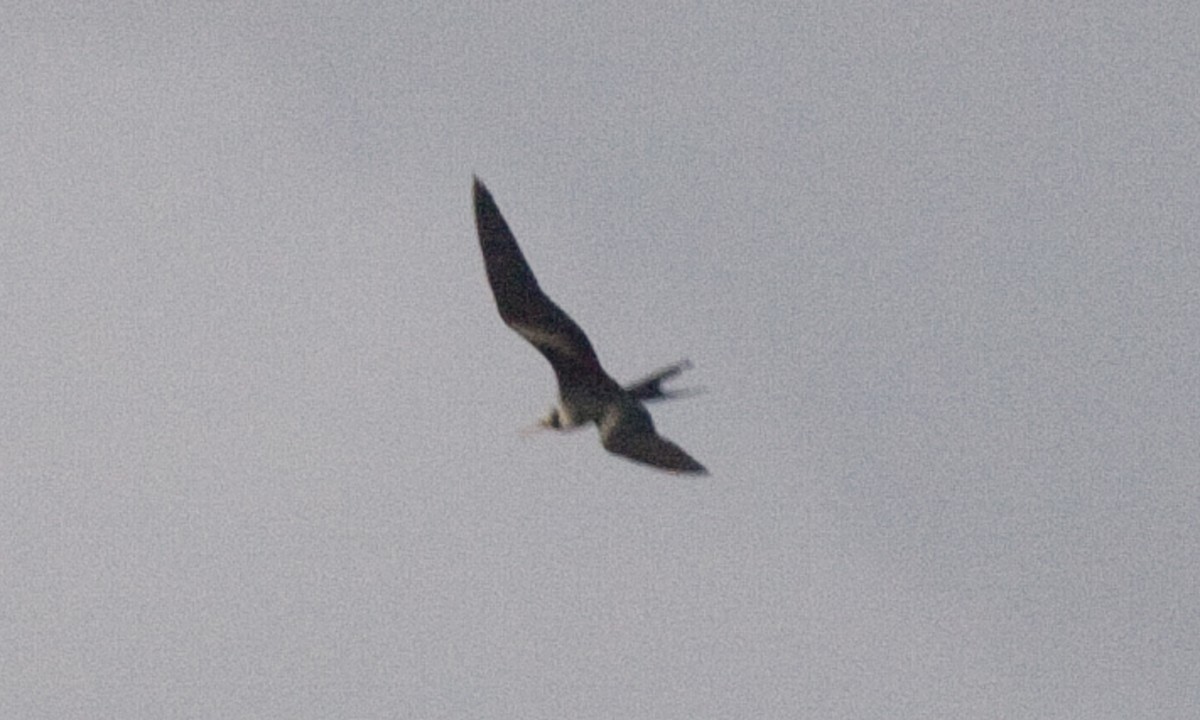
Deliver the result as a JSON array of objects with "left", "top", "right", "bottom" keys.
[
  {"left": 539, "top": 407, "right": 563, "bottom": 430},
  {"left": 518, "top": 405, "right": 559, "bottom": 439},
  {"left": 519, "top": 407, "right": 561, "bottom": 438}
]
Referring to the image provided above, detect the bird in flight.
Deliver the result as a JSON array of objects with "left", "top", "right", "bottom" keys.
[{"left": 472, "top": 178, "right": 707, "bottom": 474}]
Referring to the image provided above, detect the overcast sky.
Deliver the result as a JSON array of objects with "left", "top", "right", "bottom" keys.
[{"left": 3, "top": 3, "right": 1198, "bottom": 718}]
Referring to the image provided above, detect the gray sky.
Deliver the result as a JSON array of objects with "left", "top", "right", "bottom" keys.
[{"left": 4, "top": 3, "right": 1198, "bottom": 718}]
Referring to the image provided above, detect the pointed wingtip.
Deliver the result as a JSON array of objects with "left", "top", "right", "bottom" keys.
[
  {"left": 473, "top": 177, "right": 497, "bottom": 213},
  {"left": 473, "top": 177, "right": 494, "bottom": 215}
]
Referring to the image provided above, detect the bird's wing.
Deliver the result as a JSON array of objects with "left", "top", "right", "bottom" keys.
[
  {"left": 602, "top": 427, "right": 708, "bottom": 474},
  {"left": 473, "top": 178, "right": 611, "bottom": 390},
  {"left": 624, "top": 360, "right": 702, "bottom": 402},
  {"left": 600, "top": 405, "right": 707, "bottom": 474}
]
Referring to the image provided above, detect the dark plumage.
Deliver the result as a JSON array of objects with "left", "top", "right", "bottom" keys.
[{"left": 473, "top": 178, "right": 707, "bottom": 474}]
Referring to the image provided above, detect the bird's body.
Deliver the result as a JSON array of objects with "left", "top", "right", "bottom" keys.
[{"left": 472, "top": 178, "right": 707, "bottom": 474}]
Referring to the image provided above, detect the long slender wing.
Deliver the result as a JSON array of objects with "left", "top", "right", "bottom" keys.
[
  {"left": 473, "top": 178, "right": 610, "bottom": 389},
  {"left": 602, "top": 426, "right": 708, "bottom": 474},
  {"left": 600, "top": 403, "right": 707, "bottom": 474},
  {"left": 624, "top": 360, "right": 702, "bottom": 402}
]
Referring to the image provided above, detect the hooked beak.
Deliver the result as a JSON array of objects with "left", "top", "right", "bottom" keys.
[{"left": 518, "top": 421, "right": 549, "bottom": 438}]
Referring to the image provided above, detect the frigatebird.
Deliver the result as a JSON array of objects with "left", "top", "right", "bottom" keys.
[{"left": 473, "top": 178, "right": 707, "bottom": 474}]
